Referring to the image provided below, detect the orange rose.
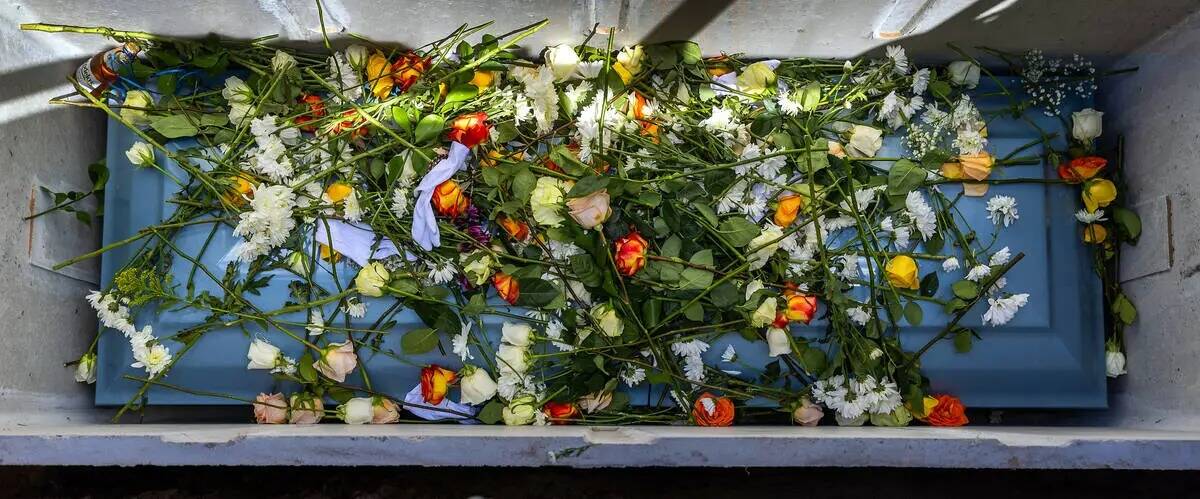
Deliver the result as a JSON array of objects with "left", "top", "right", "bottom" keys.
[
  {"left": 366, "top": 52, "right": 395, "bottom": 99},
  {"left": 785, "top": 294, "right": 818, "bottom": 324},
  {"left": 331, "top": 109, "right": 368, "bottom": 138},
  {"left": 431, "top": 180, "right": 469, "bottom": 218},
  {"left": 419, "top": 365, "right": 457, "bottom": 405},
  {"left": 541, "top": 401, "right": 580, "bottom": 425},
  {"left": 324, "top": 182, "right": 354, "bottom": 204},
  {"left": 391, "top": 52, "right": 429, "bottom": 92},
  {"left": 295, "top": 94, "right": 326, "bottom": 132},
  {"left": 1083, "top": 223, "right": 1108, "bottom": 244},
  {"left": 447, "top": 112, "right": 489, "bottom": 148},
  {"left": 613, "top": 232, "right": 649, "bottom": 276},
  {"left": 692, "top": 392, "right": 735, "bottom": 427},
  {"left": 493, "top": 272, "right": 519, "bottom": 305},
  {"left": 773, "top": 194, "right": 804, "bottom": 227},
  {"left": 958, "top": 152, "right": 994, "bottom": 181},
  {"left": 497, "top": 215, "right": 530, "bottom": 241},
  {"left": 772, "top": 312, "right": 789, "bottom": 329},
  {"left": 705, "top": 55, "right": 733, "bottom": 77},
  {"left": 921, "top": 394, "right": 968, "bottom": 427},
  {"left": 224, "top": 173, "right": 255, "bottom": 206},
  {"left": 629, "top": 91, "right": 659, "bottom": 139},
  {"left": 1058, "top": 156, "right": 1107, "bottom": 183}
]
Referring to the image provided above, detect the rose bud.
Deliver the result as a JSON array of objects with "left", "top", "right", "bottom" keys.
[
  {"left": 298, "top": 93, "right": 326, "bottom": 126},
  {"left": 1058, "top": 156, "right": 1107, "bottom": 184},
  {"left": 447, "top": 112, "right": 490, "bottom": 148},
  {"left": 566, "top": 189, "right": 612, "bottom": 230},
  {"left": 313, "top": 341, "right": 358, "bottom": 382},
  {"left": 958, "top": 152, "right": 994, "bottom": 181},
  {"left": 432, "top": 180, "right": 469, "bottom": 218},
  {"left": 420, "top": 364, "right": 457, "bottom": 405},
  {"left": 392, "top": 52, "right": 430, "bottom": 92},
  {"left": 492, "top": 272, "right": 520, "bottom": 305},
  {"left": 919, "top": 394, "right": 969, "bottom": 427},
  {"left": 502, "top": 395, "right": 538, "bottom": 426},
  {"left": 885, "top": 255, "right": 920, "bottom": 290},
  {"left": 253, "top": 392, "right": 288, "bottom": 424},
  {"left": 223, "top": 173, "right": 255, "bottom": 207},
  {"left": 766, "top": 327, "right": 791, "bottom": 357},
  {"left": 372, "top": 396, "right": 401, "bottom": 424},
  {"left": 785, "top": 294, "right": 818, "bottom": 324},
  {"left": 692, "top": 392, "right": 735, "bottom": 427},
  {"left": 288, "top": 393, "right": 325, "bottom": 424},
  {"left": 791, "top": 397, "right": 824, "bottom": 426},
  {"left": 542, "top": 401, "right": 581, "bottom": 425},
  {"left": 338, "top": 397, "right": 374, "bottom": 425},
  {"left": 497, "top": 215, "right": 530, "bottom": 241},
  {"left": 613, "top": 232, "right": 649, "bottom": 276},
  {"left": 331, "top": 109, "right": 368, "bottom": 138},
  {"left": 773, "top": 193, "right": 804, "bottom": 227}
]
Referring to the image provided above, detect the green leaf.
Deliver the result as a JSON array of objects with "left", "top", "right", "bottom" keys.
[
  {"left": 887, "top": 159, "right": 926, "bottom": 196},
  {"left": 800, "top": 346, "right": 827, "bottom": 374},
  {"left": 391, "top": 106, "right": 415, "bottom": 133},
  {"left": 943, "top": 298, "right": 967, "bottom": 314},
  {"left": 710, "top": 282, "right": 739, "bottom": 309},
  {"left": 953, "top": 329, "right": 973, "bottom": 353},
  {"left": 414, "top": 114, "right": 445, "bottom": 144},
  {"left": 327, "top": 386, "right": 354, "bottom": 404},
  {"left": 150, "top": 114, "right": 199, "bottom": 138},
  {"left": 904, "top": 301, "right": 923, "bottom": 326},
  {"left": 155, "top": 73, "right": 178, "bottom": 97},
  {"left": 929, "top": 80, "right": 951, "bottom": 100},
  {"left": 683, "top": 302, "right": 704, "bottom": 321},
  {"left": 443, "top": 83, "right": 478, "bottom": 105},
  {"left": 511, "top": 168, "right": 537, "bottom": 202},
  {"left": 798, "top": 82, "right": 821, "bottom": 111},
  {"left": 673, "top": 41, "right": 703, "bottom": 65},
  {"left": 951, "top": 280, "right": 979, "bottom": 300},
  {"left": 718, "top": 218, "right": 761, "bottom": 247},
  {"left": 693, "top": 203, "right": 719, "bottom": 227},
  {"left": 645, "top": 44, "right": 678, "bottom": 70},
  {"left": 297, "top": 351, "right": 317, "bottom": 383},
  {"left": 515, "top": 278, "right": 559, "bottom": 307},
  {"left": 401, "top": 328, "right": 439, "bottom": 354},
  {"left": 604, "top": 391, "right": 630, "bottom": 412},
  {"left": 495, "top": 122, "right": 518, "bottom": 143},
  {"left": 919, "top": 272, "right": 940, "bottom": 297},
  {"left": 565, "top": 175, "right": 609, "bottom": 198},
  {"left": 1113, "top": 293, "right": 1137, "bottom": 325},
  {"left": 678, "top": 250, "right": 714, "bottom": 290},
  {"left": 1113, "top": 207, "right": 1142, "bottom": 242},
  {"left": 661, "top": 236, "right": 682, "bottom": 258},
  {"left": 477, "top": 399, "right": 504, "bottom": 424}
]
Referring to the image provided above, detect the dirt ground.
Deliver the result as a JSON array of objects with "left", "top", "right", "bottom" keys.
[{"left": 0, "top": 467, "right": 1195, "bottom": 498}]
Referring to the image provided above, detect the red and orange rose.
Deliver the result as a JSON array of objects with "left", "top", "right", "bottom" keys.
[
  {"left": 692, "top": 392, "right": 735, "bottom": 427},
  {"left": 541, "top": 401, "right": 580, "bottom": 425},
  {"left": 1058, "top": 156, "right": 1107, "bottom": 183},
  {"left": 431, "top": 180, "right": 469, "bottom": 218},
  {"left": 419, "top": 365, "right": 457, "bottom": 405},
  {"left": 493, "top": 272, "right": 519, "bottom": 305},
  {"left": 613, "top": 232, "right": 649, "bottom": 276},
  {"left": 447, "top": 112, "right": 489, "bottom": 148}
]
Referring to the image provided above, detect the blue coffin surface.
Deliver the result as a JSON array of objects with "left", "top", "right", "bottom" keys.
[{"left": 96, "top": 81, "right": 1106, "bottom": 409}]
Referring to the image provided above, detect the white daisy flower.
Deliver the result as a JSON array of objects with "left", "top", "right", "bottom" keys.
[
  {"left": 990, "top": 246, "right": 1011, "bottom": 266},
  {"left": 942, "top": 257, "right": 960, "bottom": 272},
  {"left": 1075, "top": 209, "right": 1107, "bottom": 223},
  {"left": 966, "top": 264, "right": 991, "bottom": 282},
  {"left": 986, "top": 195, "right": 1019, "bottom": 227},
  {"left": 982, "top": 293, "right": 1030, "bottom": 326},
  {"left": 886, "top": 45, "right": 909, "bottom": 75},
  {"left": 721, "top": 344, "right": 737, "bottom": 363}
]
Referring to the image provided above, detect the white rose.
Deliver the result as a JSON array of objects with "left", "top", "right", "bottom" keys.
[
  {"left": 947, "top": 60, "right": 980, "bottom": 88},
  {"left": 744, "top": 279, "right": 764, "bottom": 301},
  {"left": 459, "top": 365, "right": 498, "bottom": 405},
  {"left": 590, "top": 302, "right": 624, "bottom": 337},
  {"left": 847, "top": 125, "right": 883, "bottom": 157},
  {"left": 120, "top": 90, "right": 153, "bottom": 127},
  {"left": 74, "top": 353, "right": 97, "bottom": 384},
  {"left": 530, "top": 177, "right": 567, "bottom": 227},
  {"left": 502, "top": 395, "right": 538, "bottom": 425},
  {"left": 496, "top": 344, "right": 530, "bottom": 374},
  {"left": 545, "top": 44, "right": 580, "bottom": 82},
  {"left": 1072, "top": 108, "right": 1103, "bottom": 142},
  {"left": 246, "top": 339, "right": 281, "bottom": 370},
  {"left": 766, "top": 327, "right": 791, "bottom": 357},
  {"left": 345, "top": 45, "right": 369, "bottom": 70},
  {"left": 747, "top": 226, "right": 783, "bottom": 270},
  {"left": 353, "top": 261, "right": 391, "bottom": 297},
  {"left": 228, "top": 102, "right": 254, "bottom": 125},
  {"left": 1106, "top": 349, "right": 1127, "bottom": 378},
  {"left": 617, "top": 45, "right": 645, "bottom": 74},
  {"left": 124, "top": 142, "right": 155, "bottom": 167},
  {"left": 461, "top": 251, "right": 496, "bottom": 286},
  {"left": 221, "top": 76, "right": 254, "bottom": 104},
  {"left": 271, "top": 50, "right": 297, "bottom": 72},
  {"left": 339, "top": 397, "right": 374, "bottom": 424},
  {"left": 751, "top": 297, "right": 778, "bottom": 327},
  {"left": 501, "top": 322, "right": 533, "bottom": 347}
]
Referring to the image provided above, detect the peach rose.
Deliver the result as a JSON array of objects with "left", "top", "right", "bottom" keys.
[
  {"left": 288, "top": 393, "right": 325, "bottom": 424},
  {"left": 372, "top": 397, "right": 401, "bottom": 424},
  {"left": 313, "top": 341, "right": 358, "bottom": 382},
  {"left": 773, "top": 193, "right": 804, "bottom": 227},
  {"left": 792, "top": 398, "right": 824, "bottom": 426},
  {"left": 567, "top": 189, "right": 612, "bottom": 230},
  {"left": 253, "top": 392, "right": 287, "bottom": 424}
]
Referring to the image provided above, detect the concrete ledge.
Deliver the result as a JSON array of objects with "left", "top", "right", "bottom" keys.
[{"left": 1, "top": 425, "right": 1198, "bottom": 468}]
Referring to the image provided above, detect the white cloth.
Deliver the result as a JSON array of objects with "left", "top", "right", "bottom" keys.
[
  {"left": 411, "top": 141, "right": 471, "bottom": 250},
  {"left": 313, "top": 219, "right": 400, "bottom": 266},
  {"left": 403, "top": 384, "right": 478, "bottom": 421}
]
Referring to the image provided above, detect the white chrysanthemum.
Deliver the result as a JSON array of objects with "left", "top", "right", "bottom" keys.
[
  {"left": 911, "top": 68, "right": 930, "bottom": 94},
  {"left": 327, "top": 52, "right": 362, "bottom": 102},
  {"left": 343, "top": 299, "right": 367, "bottom": 319},
  {"left": 232, "top": 184, "right": 297, "bottom": 262},
  {"left": 986, "top": 195, "right": 1019, "bottom": 227},
  {"left": 881, "top": 216, "right": 912, "bottom": 249},
  {"left": 699, "top": 105, "right": 740, "bottom": 137},
  {"left": 982, "top": 293, "right": 1030, "bottom": 326},
  {"left": 342, "top": 189, "right": 362, "bottom": 222},
  {"left": 990, "top": 246, "right": 1012, "bottom": 266},
  {"left": 452, "top": 322, "right": 474, "bottom": 361},
  {"left": 886, "top": 45, "right": 909, "bottom": 75},
  {"left": 870, "top": 377, "right": 903, "bottom": 414},
  {"left": 306, "top": 309, "right": 325, "bottom": 336},
  {"left": 954, "top": 128, "right": 986, "bottom": 155},
  {"left": 671, "top": 339, "right": 709, "bottom": 383},
  {"left": 86, "top": 290, "right": 137, "bottom": 336},
  {"left": 544, "top": 319, "right": 573, "bottom": 352},
  {"left": 905, "top": 191, "right": 937, "bottom": 241},
  {"left": 1075, "top": 209, "right": 1107, "bottom": 223},
  {"left": 721, "top": 344, "right": 737, "bottom": 363},
  {"left": 847, "top": 306, "right": 871, "bottom": 326},
  {"left": 836, "top": 254, "right": 862, "bottom": 282},
  {"left": 942, "top": 257, "right": 960, "bottom": 272},
  {"left": 511, "top": 65, "right": 559, "bottom": 134},
  {"left": 131, "top": 341, "right": 171, "bottom": 377},
  {"left": 426, "top": 260, "right": 457, "bottom": 285},
  {"left": 778, "top": 91, "right": 802, "bottom": 116},
  {"left": 620, "top": 364, "right": 647, "bottom": 387},
  {"left": 966, "top": 264, "right": 991, "bottom": 282},
  {"left": 390, "top": 187, "right": 410, "bottom": 217}
]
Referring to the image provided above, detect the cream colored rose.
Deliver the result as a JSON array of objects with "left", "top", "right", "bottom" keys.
[
  {"left": 221, "top": 76, "right": 254, "bottom": 104},
  {"left": 246, "top": 338, "right": 281, "bottom": 370},
  {"left": 353, "top": 261, "right": 390, "bottom": 297},
  {"left": 747, "top": 226, "right": 783, "bottom": 270},
  {"left": 751, "top": 297, "right": 778, "bottom": 327},
  {"left": 1106, "top": 349, "right": 1126, "bottom": 378},
  {"left": 502, "top": 395, "right": 538, "bottom": 425},
  {"left": 339, "top": 397, "right": 373, "bottom": 424},
  {"left": 459, "top": 365, "right": 498, "bottom": 405},
  {"left": 791, "top": 397, "right": 823, "bottom": 426},
  {"left": 567, "top": 189, "right": 612, "bottom": 230},
  {"left": 372, "top": 397, "right": 401, "bottom": 423},
  {"left": 125, "top": 142, "right": 155, "bottom": 167},
  {"left": 345, "top": 45, "right": 369, "bottom": 69},
  {"left": 546, "top": 44, "right": 580, "bottom": 82},
  {"left": 120, "top": 90, "right": 153, "bottom": 126},
  {"left": 947, "top": 60, "right": 980, "bottom": 88},
  {"left": 496, "top": 343, "right": 530, "bottom": 375},
  {"left": 314, "top": 341, "right": 358, "bottom": 382},
  {"left": 766, "top": 327, "right": 791, "bottom": 357},
  {"left": 288, "top": 393, "right": 324, "bottom": 424},
  {"left": 591, "top": 302, "right": 624, "bottom": 337},
  {"left": 827, "top": 140, "right": 847, "bottom": 159},
  {"left": 1072, "top": 108, "right": 1103, "bottom": 142},
  {"left": 530, "top": 176, "right": 567, "bottom": 227},
  {"left": 254, "top": 392, "right": 288, "bottom": 424},
  {"left": 271, "top": 50, "right": 297, "bottom": 72},
  {"left": 847, "top": 125, "right": 883, "bottom": 157},
  {"left": 461, "top": 251, "right": 496, "bottom": 286},
  {"left": 501, "top": 322, "right": 534, "bottom": 347},
  {"left": 74, "top": 352, "right": 97, "bottom": 384}
]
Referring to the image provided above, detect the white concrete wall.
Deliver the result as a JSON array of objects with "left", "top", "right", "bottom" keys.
[{"left": 1100, "top": 8, "right": 1200, "bottom": 431}]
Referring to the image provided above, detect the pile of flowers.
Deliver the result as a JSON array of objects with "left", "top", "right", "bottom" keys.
[{"left": 27, "top": 19, "right": 1137, "bottom": 427}]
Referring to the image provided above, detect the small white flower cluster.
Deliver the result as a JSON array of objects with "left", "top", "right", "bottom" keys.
[
  {"left": 87, "top": 291, "right": 171, "bottom": 376},
  {"left": 232, "top": 184, "right": 297, "bottom": 262},
  {"left": 573, "top": 98, "right": 633, "bottom": 162},
  {"left": 986, "top": 195, "right": 1019, "bottom": 227},
  {"left": 811, "top": 374, "right": 903, "bottom": 420},
  {"left": 1021, "top": 50, "right": 1097, "bottom": 116}
]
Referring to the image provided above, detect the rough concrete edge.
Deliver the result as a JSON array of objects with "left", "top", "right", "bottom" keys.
[{"left": 0, "top": 426, "right": 1198, "bottom": 468}]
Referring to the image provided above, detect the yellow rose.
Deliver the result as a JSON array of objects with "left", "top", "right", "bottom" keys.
[
  {"left": 353, "top": 261, "right": 390, "bottom": 297},
  {"left": 616, "top": 45, "right": 645, "bottom": 74},
  {"left": 958, "top": 152, "right": 994, "bottom": 181},
  {"left": 529, "top": 176, "right": 567, "bottom": 227},
  {"left": 736, "top": 61, "right": 777, "bottom": 96},
  {"left": 120, "top": 90, "right": 153, "bottom": 126},
  {"left": 1083, "top": 223, "right": 1108, "bottom": 244},
  {"left": 1082, "top": 178, "right": 1117, "bottom": 212},
  {"left": 469, "top": 70, "right": 495, "bottom": 90},
  {"left": 885, "top": 255, "right": 920, "bottom": 290},
  {"left": 612, "top": 62, "right": 633, "bottom": 85}
]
